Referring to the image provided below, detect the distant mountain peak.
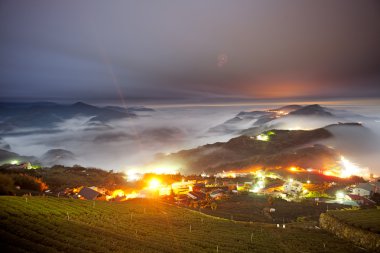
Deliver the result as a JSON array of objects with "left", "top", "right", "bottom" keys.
[
  {"left": 269, "top": 104, "right": 302, "bottom": 112},
  {"left": 289, "top": 104, "right": 333, "bottom": 116},
  {"left": 40, "top": 149, "right": 76, "bottom": 166},
  {"left": 0, "top": 101, "right": 138, "bottom": 133}
]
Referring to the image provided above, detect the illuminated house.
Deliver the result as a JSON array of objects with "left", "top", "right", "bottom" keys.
[
  {"left": 187, "top": 191, "right": 206, "bottom": 201},
  {"left": 209, "top": 189, "right": 224, "bottom": 199},
  {"left": 78, "top": 187, "right": 102, "bottom": 200},
  {"left": 346, "top": 194, "right": 376, "bottom": 207},
  {"left": 352, "top": 183, "right": 376, "bottom": 197},
  {"left": 283, "top": 180, "right": 303, "bottom": 195}
]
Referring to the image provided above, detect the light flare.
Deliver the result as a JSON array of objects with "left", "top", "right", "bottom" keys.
[
  {"left": 256, "top": 134, "right": 269, "bottom": 141},
  {"left": 340, "top": 156, "right": 360, "bottom": 178},
  {"left": 148, "top": 178, "right": 162, "bottom": 190},
  {"left": 112, "top": 189, "right": 125, "bottom": 198}
]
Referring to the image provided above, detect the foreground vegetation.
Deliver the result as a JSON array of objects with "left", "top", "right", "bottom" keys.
[
  {"left": 327, "top": 208, "right": 380, "bottom": 234},
  {"left": 320, "top": 210, "right": 380, "bottom": 252},
  {"left": 0, "top": 196, "right": 366, "bottom": 253},
  {"left": 0, "top": 165, "right": 127, "bottom": 194}
]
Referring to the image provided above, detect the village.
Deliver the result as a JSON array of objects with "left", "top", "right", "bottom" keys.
[
  {"left": 59, "top": 164, "right": 380, "bottom": 222},
  {"left": 2, "top": 157, "right": 380, "bottom": 225}
]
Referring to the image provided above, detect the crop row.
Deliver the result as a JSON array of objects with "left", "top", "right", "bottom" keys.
[{"left": 0, "top": 196, "right": 366, "bottom": 253}]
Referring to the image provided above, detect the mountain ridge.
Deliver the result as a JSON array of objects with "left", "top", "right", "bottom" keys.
[
  {"left": 151, "top": 123, "right": 365, "bottom": 174},
  {"left": 0, "top": 102, "right": 155, "bottom": 133}
]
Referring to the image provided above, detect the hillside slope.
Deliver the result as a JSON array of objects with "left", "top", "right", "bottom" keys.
[
  {"left": 152, "top": 128, "right": 335, "bottom": 173},
  {"left": 0, "top": 197, "right": 363, "bottom": 253}
]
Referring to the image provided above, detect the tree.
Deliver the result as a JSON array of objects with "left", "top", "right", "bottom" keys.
[
  {"left": 0, "top": 174, "right": 15, "bottom": 195},
  {"left": 12, "top": 174, "right": 48, "bottom": 192}
]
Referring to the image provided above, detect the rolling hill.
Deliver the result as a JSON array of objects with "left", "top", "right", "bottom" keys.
[
  {"left": 0, "top": 102, "right": 154, "bottom": 133},
  {"left": 208, "top": 104, "right": 376, "bottom": 136},
  {"left": 151, "top": 126, "right": 338, "bottom": 174}
]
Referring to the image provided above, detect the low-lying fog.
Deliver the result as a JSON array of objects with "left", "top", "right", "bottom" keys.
[
  {"left": 2, "top": 102, "right": 380, "bottom": 174},
  {"left": 2, "top": 105, "right": 256, "bottom": 170}
]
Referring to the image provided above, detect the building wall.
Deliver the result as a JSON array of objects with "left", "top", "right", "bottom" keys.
[{"left": 352, "top": 188, "right": 370, "bottom": 197}]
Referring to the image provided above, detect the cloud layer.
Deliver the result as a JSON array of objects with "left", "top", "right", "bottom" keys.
[
  {"left": 1, "top": 0, "right": 380, "bottom": 101},
  {"left": 2, "top": 103, "right": 380, "bottom": 175}
]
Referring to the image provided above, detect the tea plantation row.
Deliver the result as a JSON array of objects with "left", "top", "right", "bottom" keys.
[{"left": 0, "top": 196, "right": 365, "bottom": 253}]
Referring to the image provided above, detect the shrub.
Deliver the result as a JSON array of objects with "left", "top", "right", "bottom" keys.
[
  {"left": 0, "top": 174, "right": 15, "bottom": 195},
  {"left": 12, "top": 174, "right": 48, "bottom": 192}
]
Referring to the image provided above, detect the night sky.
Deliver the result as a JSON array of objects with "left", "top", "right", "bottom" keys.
[{"left": 1, "top": 0, "right": 380, "bottom": 102}]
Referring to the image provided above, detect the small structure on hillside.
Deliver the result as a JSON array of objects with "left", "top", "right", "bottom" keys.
[
  {"left": 352, "top": 183, "right": 376, "bottom": 197},
  {"left": 283, "top": 179, "right": 303, "bottom": 195},
  {"left": 209, "top": 189, "right": 224, "bottom": 199},
  {"left": 78, "top": 187, "right": 102, "bottom": 200},
  {"left": 346, "top": 194, "right": 376, "bottom": 207},
  {"left": 187, "top": 191, "right": 206, "bottom": 201}
]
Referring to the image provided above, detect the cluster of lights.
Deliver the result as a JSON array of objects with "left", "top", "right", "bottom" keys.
[
  {"left": 148, "top": 178, "right": 162, "bottom": 190},
  {"left": 107, "top": 177, "right": 171, "bottom": 201},
  {"left": 215, "top": 171, "right": 238, "bottom": 178},
  {"left": 201, "top": 172, "right": 210, "bottom": 178},
  {"left": 106, "top": 190, "right": 140, "bottom": 201},
  {"left": 340, "top": 156, "right": 361, "bottom": 178},
  {"left": 256, "top": 134, "right": 269, "bottom": 142},
  {"left": 125, "top": 165, "right": 180, "bottom": 182},
  {"left": 335, "top": 191, "right": 346, "bottom": 203},
  {"left": 255, "top": 131, "right": 275, "bottom": 142},
  {"left": 250, "top": 171, "right": 266, "bottom": 193},
  {"left": 10, "top": 160, "right": 19, "bottom": 165},
  {"left": 322, "top": 156, "right": 368, "bottom": 178}
]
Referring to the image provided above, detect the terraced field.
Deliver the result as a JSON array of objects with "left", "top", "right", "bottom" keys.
[
  {"left": 0, "top": 196, "right": 365, "bottom": 253},
  {"left": 327, "top": 208, "right": 380, "bottom": 233}
]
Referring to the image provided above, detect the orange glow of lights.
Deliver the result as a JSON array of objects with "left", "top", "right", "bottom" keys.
[
  {"left": 340, "top": 156, "right": 361, "bottom": 178},
  {"left": 111, "top": 189, "right": 125, "bottom": 198},
  {"left": 289, "top": 166, "right": 304, "bottom": 173},
  {"left": 125, "top": 191, "right": 139, "bottom": 199},
  {"left": 148, "top": 178, "right": 162, "bottom": 190},
  {"left": 323, "top": 171, "right": 333, "bottom": 176}
]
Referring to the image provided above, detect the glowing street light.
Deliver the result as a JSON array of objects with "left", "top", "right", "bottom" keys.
[
  {"left": 10, "top": 160, "right": 18, "bottom": 165},
  {"left": 335, "top": 191, "right": 345, "bottom": 200},
  {"left": 340, "top": 156, "right": 361, "bottom": 178},
  {"left": 148, "top": 178, "right": 161, "bottom": 190},
  {"left": 256, "top": 134, "right": 269, "bottom": 141}
]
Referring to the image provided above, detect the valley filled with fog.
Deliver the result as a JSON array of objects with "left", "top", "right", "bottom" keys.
[{"left": 1, "top": 102, "right": 380, "bottom": 175}]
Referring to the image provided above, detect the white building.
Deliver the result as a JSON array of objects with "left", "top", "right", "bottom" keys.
[
  {"left": 352, "top": 183, "right": 374, "bottom": 197},
  {"left": 283, "top": 180, "right": 303, "bottom": 195}
]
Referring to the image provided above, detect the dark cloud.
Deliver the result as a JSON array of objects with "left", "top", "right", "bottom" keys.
[{"left": 1, "top": 0, "right": 380, "bottom": 101}]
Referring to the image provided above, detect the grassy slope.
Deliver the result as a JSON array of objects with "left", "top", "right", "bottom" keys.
[
  {"left": 0, "top": 196, "right": 364, "bottom": 253},
  {"left": 327, "top": 209, "right": 380, "bottom": 233},
  {"left": 198, "top": 195, "right": 342, "bottom": 223}
]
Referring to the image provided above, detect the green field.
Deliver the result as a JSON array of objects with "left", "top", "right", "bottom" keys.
[
  {"left": 199, "top": 194, "right": 342, "bottom": 223},
  {"left": 0, "top": 196, "right": 365, "bottom": 253},
  {"left": 327, "top": 208, "right": 380, "bottom": 234}
]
